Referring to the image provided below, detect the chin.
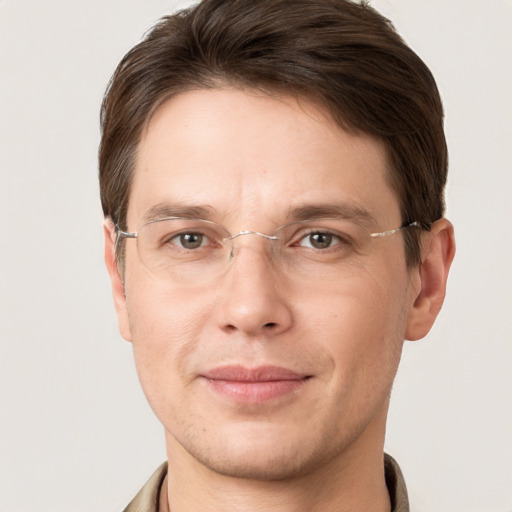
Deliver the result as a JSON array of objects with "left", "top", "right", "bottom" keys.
[
  {"left": 194, "top": 447, "right": 319, "bottom": 481},
  {"left": 175, "top": 422, "right": 349, "bottom": 482}
]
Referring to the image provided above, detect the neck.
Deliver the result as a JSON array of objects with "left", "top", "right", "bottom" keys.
[{"left": 162, "top": 408, "right": 391, "bottom": 512}]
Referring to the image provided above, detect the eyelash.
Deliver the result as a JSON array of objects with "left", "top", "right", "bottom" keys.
[
  {"left": 164, "top": 229, "right": 351, "bottom": 250},
  {"left": 152, "top": 218, "right": 361, "bottom": 257},
  {"left": 293, "top": 229, "right": 350, "bottom": 247}
]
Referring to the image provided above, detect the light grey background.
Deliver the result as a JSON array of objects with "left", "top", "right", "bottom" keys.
[{"left": 0, "top": 1, "right": 510, "bottom": 511}]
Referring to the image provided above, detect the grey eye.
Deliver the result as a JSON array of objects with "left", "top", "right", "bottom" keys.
[
  {"left": 173, "top": 232, "right": 206, "bottom": 249},
  {"left": 310, "top": 233, "right": 333, "bottom": 249},
  {"left": 299, "top": 232, "right": 340, "bottom": 249}
]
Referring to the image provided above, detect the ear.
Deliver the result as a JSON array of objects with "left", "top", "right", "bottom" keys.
[
  {"left": 405, "top": 218, "right": 455, "bottom": 341},
  {"left": 104, "top": 219, "right": 132, "bottom": 342}
]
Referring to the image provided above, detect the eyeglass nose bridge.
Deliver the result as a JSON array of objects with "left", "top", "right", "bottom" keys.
[
  {"left": 223, "top": 230, "right": 280, "bottom": 259},
  {"left": 225, "top": 230, "right": 279, "bottom": 241}
]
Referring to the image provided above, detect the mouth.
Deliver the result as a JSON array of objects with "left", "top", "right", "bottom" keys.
[{"left": 200, "top": 365, "right": 312, "bottom": 403}]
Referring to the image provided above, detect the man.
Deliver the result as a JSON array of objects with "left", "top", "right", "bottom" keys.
[{"left": 100, "top": 1, "right": 455, "bottom": 510}]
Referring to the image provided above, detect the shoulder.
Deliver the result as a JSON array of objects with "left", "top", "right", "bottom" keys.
[
  {"left": 384, "top": 453, "right": 410, "bottom": 512},
  {"left": 123, "top": 462, "right": 168, "bottom": 512}
]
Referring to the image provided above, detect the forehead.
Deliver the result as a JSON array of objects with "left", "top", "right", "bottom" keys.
[{"left": 129, "top": 88, "right": 400, "bottom": 228}]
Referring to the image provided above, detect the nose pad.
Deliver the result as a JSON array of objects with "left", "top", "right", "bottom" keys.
[{"left": 226, "top": 230, "right": 279, "bottom": 262}]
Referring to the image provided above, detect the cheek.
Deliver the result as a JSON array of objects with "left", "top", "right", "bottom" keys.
[
  {"left": 304, "top": 268, "right": 410, "bottom": 387},
  {"left": 124, "top": 279, "right": 214, "bottom": 417}
]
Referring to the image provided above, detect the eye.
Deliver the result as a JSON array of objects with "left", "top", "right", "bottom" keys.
[
  {"left": 170, "top": 232, "right": 208, "bottom": 249},
  {"left": 297, "top": 231, "right": 345, "bottom": 250}
]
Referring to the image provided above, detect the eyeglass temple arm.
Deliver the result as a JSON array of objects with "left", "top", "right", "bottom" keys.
[
  {"left": 370, "top": 221, "right": 422, "bottom": 239},
  {"left": 115, "top": 226, "right": 138, "bottom": 239}
]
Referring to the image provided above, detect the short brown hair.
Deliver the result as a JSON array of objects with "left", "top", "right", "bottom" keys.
[{"left": 99, "top": 0, "right": 447, "bottom": 266}]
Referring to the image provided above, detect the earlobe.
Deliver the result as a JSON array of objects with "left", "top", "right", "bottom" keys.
[
  {"left": 103, "top": 219, "right": 133, "bottom": 342},
  {"left": 405, "top": 219, "right": 455, "bottom": 341}
]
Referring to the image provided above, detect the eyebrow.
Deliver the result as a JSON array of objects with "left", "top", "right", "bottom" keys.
[
  {"left": 287, "top": 203, "right": 376, "bottom": 227},
  {"left": 142, "top": 202, "right": 216, "bottom": 224},
  {"left": 141, "top": 201, "right": 376, "bottom": 227}
]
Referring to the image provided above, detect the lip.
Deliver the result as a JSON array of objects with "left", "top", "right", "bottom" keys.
[{"left": 201, "top": 365, "right": 311, "bottom": 403}]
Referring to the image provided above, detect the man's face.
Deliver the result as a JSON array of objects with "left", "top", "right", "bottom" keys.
[{"left": 110, "top": 88, "right": 421, "bottom": 480}]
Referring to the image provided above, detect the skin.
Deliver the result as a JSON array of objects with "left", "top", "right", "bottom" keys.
[{"left": 105, "top": 88, "right": 455, "bottom": 512}]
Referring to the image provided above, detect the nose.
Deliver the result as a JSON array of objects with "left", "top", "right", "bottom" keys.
[{"left": 214, "top": 242, "right": 293, "bottom": 337}]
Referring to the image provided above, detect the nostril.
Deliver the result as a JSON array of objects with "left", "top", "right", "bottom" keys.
[{"left": 264, "top": 322, "right": 277, "bottom": 328}]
